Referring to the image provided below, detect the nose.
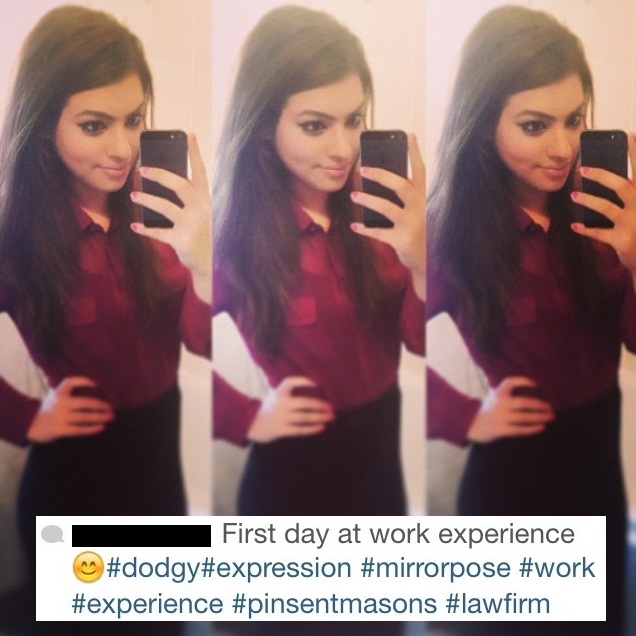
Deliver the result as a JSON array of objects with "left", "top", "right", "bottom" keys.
[
  {"left": 547, "top": 127, "right": 575, "bottom": 162},
  {"left": 106, "top": 126, "right": 135, "bottom": 163},
  {"left": 327, "top": 125, "right": 357, "bottom": 163}
]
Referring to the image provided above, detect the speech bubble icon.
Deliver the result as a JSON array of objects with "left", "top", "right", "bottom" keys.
[{"left": 41, "top": 525, "right": 64, "bottom": 543}]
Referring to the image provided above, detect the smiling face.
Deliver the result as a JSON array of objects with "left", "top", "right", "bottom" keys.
[
  {"left": 54, "top": 73, "right": 147, "bottom": 210},
  {"left": 73, "top": 551, "right": 104, "bottom": 583},
  {"left": 274, "top": 73, "right": 366, "bottom": 211},
  {"left": 494, "top": 73, "right": 587, "bottom": 211}
]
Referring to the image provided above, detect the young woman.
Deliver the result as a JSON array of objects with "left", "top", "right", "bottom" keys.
[
  {"left": 213, "top": 5, "right": 425, "bottom": 517},
  {"left": 427, "top": 6, "right": 636, "bottom": 635},
  {"left": 0, "top": 5, "right": 210, "bottom": 568}
]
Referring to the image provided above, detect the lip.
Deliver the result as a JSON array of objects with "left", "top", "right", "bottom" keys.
[
  {"left": 321, "top": 165, "right": 350, "bottom": 180},
  {"left": 541, "top": 165, "right": 571, "bottom": 180},
  {"left": 101, "top": 165, "right": 131, "bottom": 179}
]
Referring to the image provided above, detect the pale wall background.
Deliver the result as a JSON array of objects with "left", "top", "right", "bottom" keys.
[
  {"left": 211, "top": 0, "right": 426, "bottom": 516},
  {"left": 0, "top": 0, "right": 212, "bottom": 596}
]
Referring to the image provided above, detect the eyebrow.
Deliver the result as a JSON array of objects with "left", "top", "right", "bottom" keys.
[
  {"left": 295, "top": 102, "right": 366, "bottom": 121},
  {"left": 74, "top": 101, "right": 147, "bottom": 121},
  {"left": 516, "top": 101, "right": 587, "bottom": 121}
]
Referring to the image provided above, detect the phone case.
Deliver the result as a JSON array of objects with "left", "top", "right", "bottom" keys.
[
  {"left": 580, "top": 130, "right": 628, "bottom": 229},
  {"left": 140, "top": 130, "right": 188, "bottom": 228},
  {"left": 360, "top": 130, "right": 407, "bottom": 228}
]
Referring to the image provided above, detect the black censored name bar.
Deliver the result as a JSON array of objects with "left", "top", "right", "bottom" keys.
[{"left": 72, "top": 524, "right": 212, "bottom": 548}]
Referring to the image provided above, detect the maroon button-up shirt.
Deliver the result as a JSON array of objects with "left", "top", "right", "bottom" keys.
[
  {"left": 214, "top": 207, "right": 425, "bottom": 446},
  {"left": 427, "top": 207, "right": 636, "bottom": 446},
  {"left": 1, "top": 206, "right": 211, "bottom": 446}
]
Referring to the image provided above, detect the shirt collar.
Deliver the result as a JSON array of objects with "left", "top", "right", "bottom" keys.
[
  {"left": 73, "top": 201, "right": 110, "bottom": 234},
  {"left": 293, "top": 204, "right": 328, "bottom": 235},
  {"left": 513, "top": 205, "right": 547, "bottom": 235}
]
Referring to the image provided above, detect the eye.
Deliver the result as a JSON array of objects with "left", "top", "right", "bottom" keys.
[
  {"left": 79, "top": 120, "right": 107, "bottom": 135},
  {"left": 519, "top": 120, "right": 547, "bottom": 135},
  {"left": 126, "top": 113, "right": 145, "bottom": 129},
  {"left": 566, "top": 113, "right": 585, "bottom": 129},
  {"left": 299, "top": 120, "right": 327, "bottom": 135},
  {"left": 346, "top": 113, "right": 364, "bottom": 129},
  {"left": 81, "top": 561, "right": 87, "bottom": 567},
  {"left": 90, "top": 561, "right": 95, "bottom": 567}
]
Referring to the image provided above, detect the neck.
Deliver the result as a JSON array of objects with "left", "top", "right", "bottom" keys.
[
  {"left": 74, "top": 185, "right": 111, "bottom": 231},
  {"left": 294, "top": 185, "right": 331, "bottom": 230},
  {"left": 513, "top": 184, "right": 550, "bottom": 231}
]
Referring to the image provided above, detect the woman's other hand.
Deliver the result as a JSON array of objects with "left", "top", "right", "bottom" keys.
[
  {"left": 246, "top": 376, "right": 334, "bottom": 443},
  {"left": 26, "top": 377, "right": 114, "bottom": 443},
  {"left": 571, "top": 131, "right": 636, "bottom": 283},
  {"left": 349, "top": 133, "right": 426, "bottom": 300},
  {"left": 467, "top": 377, "right": 553, "bottom": 443},
  {"left": 130, "top": 133, "right": 211, "bottom": 298}
]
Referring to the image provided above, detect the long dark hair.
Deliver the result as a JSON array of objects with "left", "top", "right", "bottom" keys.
[
  {"left": 0, "top": 5, "right": 163, "bottom": 351},
  {"left": 214, "top": 5, "right": 384, "bottom": 354},
  {"left": 428, "top": 5, "right": 603, "bottom": 352}
]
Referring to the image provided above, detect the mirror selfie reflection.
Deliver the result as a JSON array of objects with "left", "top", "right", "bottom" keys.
[
  {"left": 212, "top": 0, "right": 424, "bottom": 524},
  {"left": 426, "top": 2, "right": 636, "bottom": 635},
  {"left": 0, "top": 2, "right": 211, "bottom": 633}
]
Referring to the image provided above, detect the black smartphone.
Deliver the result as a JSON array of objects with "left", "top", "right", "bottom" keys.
[
  {"left": 360, "top": 130, "right": 407, "bottom": 228},
  {"left": 140, "top": 130, "right": 188, "bottom": 228},
  {"left": 580, "top": 130, "right": 628, "bottom": 228}
]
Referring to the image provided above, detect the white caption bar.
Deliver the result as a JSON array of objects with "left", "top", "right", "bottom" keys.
[{"left": 36, "top": 515, "right": 606, "bottom": 622}]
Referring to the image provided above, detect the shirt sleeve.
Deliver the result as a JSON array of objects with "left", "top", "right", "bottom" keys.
[
  {"left": 0, "top": 376, "right": 40, "bottom": 447},
  {"left": 425, "top": 253, "right": 481, "bottom": 446},
  {"left": 620, "top": 272, "right": 636, "bottom": 353},
  {"left": 213, "top": 372, "right": 261, "bottom": 446},
  {"left": 427, "top": 367, "right": 480, "bottom": 446}
]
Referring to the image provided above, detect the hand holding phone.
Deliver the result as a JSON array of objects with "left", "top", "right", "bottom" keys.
[
  {"left": 350, "top": 132, "right": 426, "bottom": 300},
  {"left": 140, "top": 130, "right": 188, "bottom": 228},
  {"left": 571, "top": 130, "right": 636, "bottom": 276},
  {"left": 580, "top": 130, "right": 628, "bottom": 228},
  {"left": 359, "top": 130, "right": 408, "bottom": 228}
]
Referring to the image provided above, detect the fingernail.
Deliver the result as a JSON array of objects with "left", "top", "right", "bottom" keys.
[
  {"left": 580, "top": 167, "right": 591, "bottom": 177},
  {"left": 130, "top": 222, "right": 141, "bottom": 232},
  {"left": 139, "top": 166, "right": 151, "bottom": 176},
  {"left": 350, "top": 222, "right": 362, "bottom": 233},
  {"left": 359, "top": 167, "right": 370, "bottom": 177},
  {"left": 570, "top": 191, "right": 579, "bottom": 201},
  {"left": 130, "top": 191, "right": 140, "bottom": 201},
  {"left": 350, "top": 191, "right": 360, "bottom": 201}
]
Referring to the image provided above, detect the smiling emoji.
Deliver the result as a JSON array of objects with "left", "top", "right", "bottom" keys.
[{"left": 73, "top": 552, "right": 104, "bottom": 583}]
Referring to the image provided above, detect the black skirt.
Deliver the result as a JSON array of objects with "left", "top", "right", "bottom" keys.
[
  {"left": 238, "top": 383, "right": 406, "bottom": 516},
  {"left": 17, "top": 384, "right": 185, "bottom": 570},
  {"left": 456, "top": 384, "right": 627, "bottom": 636}
]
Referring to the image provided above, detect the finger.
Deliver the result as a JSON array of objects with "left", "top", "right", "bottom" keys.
[
  {"left": 60, "top": 423, "right": 107, "bottom": 438},
  {"left": 351, "top": 191, "right": 400, "bottom": 223},
  {"left": 407, "top": 133, "right": 426, "bottom": 194},
  {"left": 67, "top": 411, "right": 115, "bottom": 424},
  {"left": 629, "top": 132, "right": 636, "bottom": 179},
  {"left": 580, "top": 165, "right": 629, "bottom": 198},
  {"left": 571, "top": 222, "right": 614, "bottom": 246},
  {"left": 509, "top": 397, "right": 554, "bottom": 412},
  {"left": 498, "top": 376, "right": 538, "bottom": 394},
  {"left": 289, "top": 397, "right": 334, "bottom": 413},
  {"left": 68, "top": 397, "right": 114, "bottom": 413},
  {"left": 287, "top": 410, "right": 333, "bottom": 425},
  {"left": 277, "top": 376, "right": 319, "bottom": 394},
  {"left": 350, "top": 222, "right": 396, "bottom": 246},
  {"left": 507, "top": 412, "right": 554, "bottom": 425},
  {"left": 359, "top": 165, "right": 409, "bottom": 195},
  {"left": 187, "top": 132, "right": 210, "bottom": 193},
  {"left": 571, "top": 189, "right": 620, "bottom": 224},
  {"left": 130, "top": 222, "right": 175, "bottom": 243},
  {"left": 130, "top": 190, "right": 182, "bottom": 223},
  {"left": 56, "top": 377, "right": 99, "bottom": 396}
]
